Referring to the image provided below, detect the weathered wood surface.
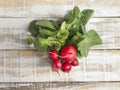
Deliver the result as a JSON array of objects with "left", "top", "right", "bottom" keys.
[
  {"left": 0, "top": 82, "right": 120, "bottom": 90},
  {"left": 0, "top": 0, "right": 120, "bottom": 89},
  {"left": 0, "top": 50, "right": 120, "bottom": 82},
  {"left": 0, "top": 18, "right": 120, "bottom": 50},
  {"left": 0, "top": 0, "right": 119, "bottom": 17}
]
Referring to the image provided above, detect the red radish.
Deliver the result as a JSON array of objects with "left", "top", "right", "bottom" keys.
[
  {"left": 48, "top": 49, "right": 58, "bottom": 61},
  {"left": 71, "top": 59, "right": 79, "bottom": 66},
  {"left": 60, "top": 44, "right": 77, "bottom": 63},
  {"left": 62, "top": 63, "right": 72, "bottom": 72},
  {"left": 52, "top": 60, "right": 62, "bottom": 70}
]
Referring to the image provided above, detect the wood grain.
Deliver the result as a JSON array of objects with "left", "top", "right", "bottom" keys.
[
  {"left": 0, "top": 82, "right": 120, "bottom": 90},
  {"left": 0, "top": 0, "right": 120, "bottom": 89},
  {"left": 0, "top": 50, "right": 120, "bottom": 82},
  {"left": 0, "top": 0, "right": 119, "bottom": 17},
  {"left": 0, "top": 18, "right": 119, "bottom": 50}
]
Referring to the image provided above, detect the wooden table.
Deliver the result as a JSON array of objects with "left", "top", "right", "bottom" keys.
[{"left": 0, "top": 0, "right": 120, "bottom": 89}]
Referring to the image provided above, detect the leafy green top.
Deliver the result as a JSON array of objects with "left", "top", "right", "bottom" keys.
[{"left": 26, "top": 6, "right": 102, "bottom": 57}]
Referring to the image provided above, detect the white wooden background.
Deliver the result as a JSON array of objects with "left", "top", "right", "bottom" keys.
[{"left": 0, "top": 0, "right": 120, "bottom": 89}]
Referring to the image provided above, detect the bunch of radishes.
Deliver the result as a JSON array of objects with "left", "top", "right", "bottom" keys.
[
  {"left": 48, "top": 44, "right": 79, "bottom": 73},
  {"left": 25, "top": 6, "right": 102, "bottom": 73}
]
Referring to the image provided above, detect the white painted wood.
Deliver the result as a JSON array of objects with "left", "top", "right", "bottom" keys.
[
  {"left": 0, "top": 0, "right": 119, "bottom": 17},
  {"left": 48, "top": 82, "right": 120, "bottom": 90},
  {"left": 0, "top": 0, "right": 119, "bottom": 87},
  {"left": 0, "top": 50, "right": 120, "bottom": 82},
  {"left": 0, "top": 82, "right": 120, "bottom": 90},
  {"left": 0, "top": 18, "right": 119, "bottom": 50},
  {"left": 29, "top": 5, "right": 120, "bottom": 18}
]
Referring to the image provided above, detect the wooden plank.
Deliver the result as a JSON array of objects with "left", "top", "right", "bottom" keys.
[
  {"left": 0, "top": 0, "right": 120, "bottom": 6},
  {"left": 0, "top": 18, "right": 119, "bottom": 50},
  {"left": 0, "top": 0, "right": 119, "bottom": 17},
  {"left": 0, "top": 50, "right": 120, "bottom": 82},
  {"left": 0, "top": 82, "right": 120, "bottom": 90}
]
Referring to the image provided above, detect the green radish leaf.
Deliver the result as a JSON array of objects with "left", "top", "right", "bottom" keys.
[
  {"left": 79, "top": 24, "right": 86, "bottom": 34},
  {"left": 25, "top": 38, "right": 33, "bottom": 45},
  {"left": 28, "top": 20, "right": 39, "bottom": 37},
  {"left": 47, "top": 37, "right": 62, "bottom": 51},
  {"left": 77, "top": 40, "right": 90, "bottom": 57},
  {"left": 65, "top": 6, "right": 81, "bottom": 23},
  {"left": 35, "top": 20, "right": 57, "bottom": 30},
  {"left": 57, "top": 21, "right": 69, "bottom": 40},
  {"left": 77, "top": 51, "right": 83, "bottom": 59},
  {"left": 34, "top": 38, "right": 49, "bottom": 52},
  {"left": 80, "top": 9, "right": 94, "bottom": 25},
  {"left": 68, "top": 32, "right": 83, "bottom": 45},
  {"left": 67, "top": 18, "right": 80, "bottom": 37},
  {"left": 77, "top": 30, "right": 102, "bottom": 57},
  {"left": 39, "top": 29, "right": 56, "bottom": 37}
]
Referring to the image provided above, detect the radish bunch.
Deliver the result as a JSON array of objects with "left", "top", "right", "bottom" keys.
[
  {"left": 48, "top": 44, "right": 79, "bottom": 72},
  {"left": 26, "top": 6, "right": 102, "bottom": 73}
]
